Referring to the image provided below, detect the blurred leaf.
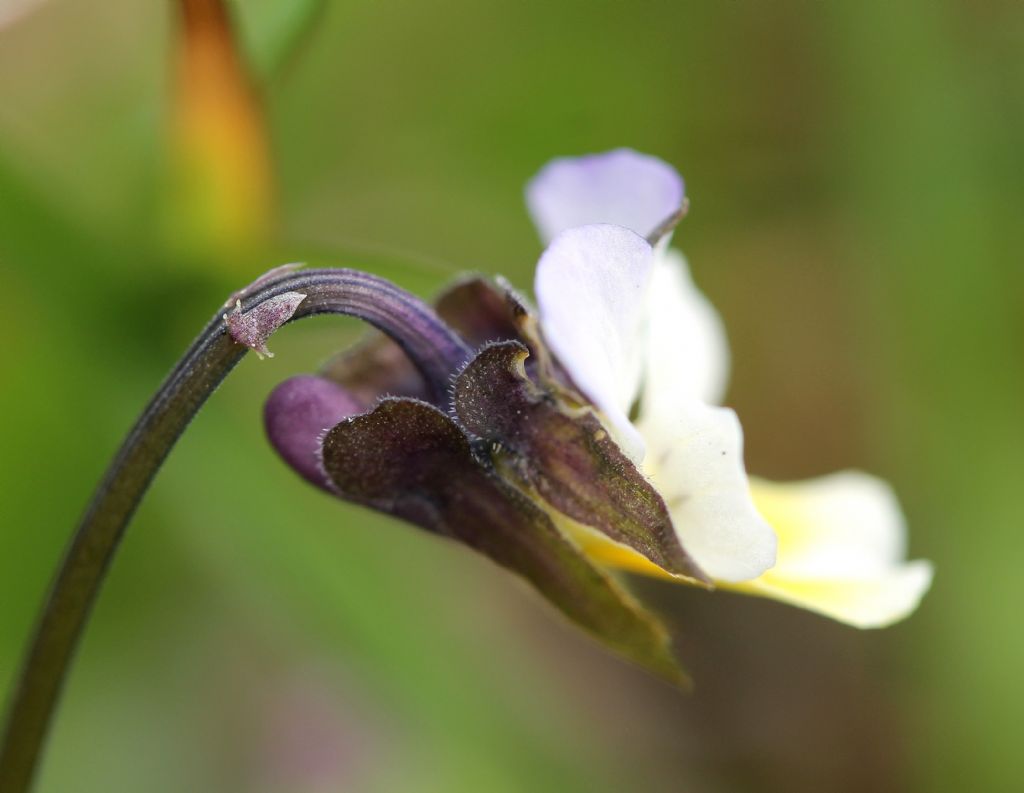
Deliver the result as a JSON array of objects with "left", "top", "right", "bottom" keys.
[
  {"left": 233, "top": 0, "right": 326, "bottom": 79},
  {"left": 0, "top": 149, "right": 111, "bottom": 284}
]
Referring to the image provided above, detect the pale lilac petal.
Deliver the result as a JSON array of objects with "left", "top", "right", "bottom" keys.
[
  {"left": 526, "top": 148, "right": 685, "bottom": 244},
  {"left": 535, "top": 224, "right": 654, "bottom": 460}
]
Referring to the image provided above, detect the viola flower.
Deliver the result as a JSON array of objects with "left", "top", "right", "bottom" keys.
[
  {"left": 524, "top": 149, "right": 933, "bottom": 628},
  {"left": 263, "top": 150, "right": 932, "bottom": 683}
]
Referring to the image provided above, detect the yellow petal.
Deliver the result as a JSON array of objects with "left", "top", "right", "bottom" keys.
[{"left": 727, "top": 473, "right": 933, "bottom": 628}]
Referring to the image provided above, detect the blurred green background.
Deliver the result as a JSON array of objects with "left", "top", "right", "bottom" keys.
[{"left": 2, "top": 1, "right": 1022, "bottom": 791}]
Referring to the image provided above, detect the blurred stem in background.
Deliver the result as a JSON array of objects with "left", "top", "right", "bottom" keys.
[{"left": 166, "top": 0, "right": 274, "bottom": 264}]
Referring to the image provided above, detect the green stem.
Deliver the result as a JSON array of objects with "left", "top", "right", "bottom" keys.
[{"left": 0, "top": 267, "right": 468, "bottom": 793}]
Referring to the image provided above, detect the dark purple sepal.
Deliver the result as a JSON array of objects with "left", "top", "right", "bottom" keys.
[
  {"left": 320, "top": 332, "right": 430, "bottom": 408},
  {"left": 320, "top": 397, "right": 688, "bottom": 686},
  {"left": 265, "top": 375, "right": 363, "bottom": 490},
  {"left": 434, "top": 276, "right": 528, "bottom": 348},
  {"left": 453, "top": 341, "right": 710, "bottom": 586},
  {"left": 437, "top": 276, "right": 583, "bottom": 394},
  {"left": 645, "top": 202, "right": 689, "bottom": 246}
]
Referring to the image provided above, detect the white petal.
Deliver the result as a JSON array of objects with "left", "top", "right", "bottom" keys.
[
  {"left": 643, "top": 249, "right": 731, "bottom": 408},
  {"left": 526, "top": 149, "right": 685, "bottom": 244},
  {"left": 736, "top": 473, "right": 934, "bottom": 628},
  {"left": 535, "top": 224, "right": 654, "bottom": 459},
  {"left": 638, "top": 402, "right": 777, "bottom": 582}
]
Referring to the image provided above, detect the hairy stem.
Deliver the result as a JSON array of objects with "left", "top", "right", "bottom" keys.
[{"left": 0, "top": 267, "right": 469, "bottom": 793}]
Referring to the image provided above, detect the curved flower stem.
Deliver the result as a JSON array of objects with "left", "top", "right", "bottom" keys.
[{"left": 0, "top": 267, "right": 470, "bottom": 793}]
